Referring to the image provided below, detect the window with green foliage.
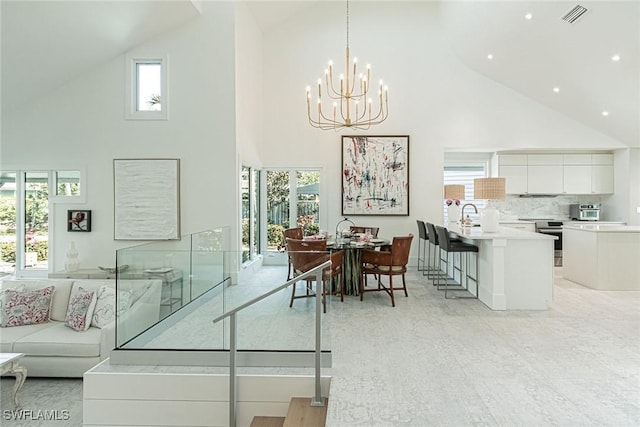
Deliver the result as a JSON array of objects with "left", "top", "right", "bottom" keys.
[{"left": 0, "top": 169, "right": 84, "bottom": 276}]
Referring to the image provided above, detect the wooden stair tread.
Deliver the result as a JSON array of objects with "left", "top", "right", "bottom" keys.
[
  {"left": 250, "top": 416, "right": 286, "bottom": 427},
  {"left": 282, "top": 397, "right": 328, "bottom": 427}
]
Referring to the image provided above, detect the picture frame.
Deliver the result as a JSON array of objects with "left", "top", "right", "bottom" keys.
[
  {"left": 68, "top": 210, "right": 91, "bottom": 232},
  {"left": 341, "top": 135, "right": 410, "bottom": 216},
  {"left": 113, "top": 158, "right": 181, "bottom": 240}
]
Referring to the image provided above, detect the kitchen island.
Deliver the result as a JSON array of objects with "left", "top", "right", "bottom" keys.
[
  {"left": 446, "top": 224, "right": 556, "bottom": 310},
  {"left": 563, "top": 223, "right": 640, "bottom": 290}
]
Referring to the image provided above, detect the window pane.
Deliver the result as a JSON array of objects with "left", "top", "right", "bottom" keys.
[
  {"left": 0, "top": 172, "right": 16, "bottom": 276},
  {"left": 443, "top": 165, "right": 487, "bottom": 223},
  {"left": 266, "top": 171, "right": 290, "bottom": 252},
  {"left": 137, "top": 62, "right": 162, "bottom": 112},
  {"left": 24, "top": 172, "right": 48, "bottom": 270},
  {"left": 296, "top": 171, "right": 320, "bottom": 235},
  {"left": 55, "top": 170, "right": 80, "bottom": 196},
  {"left": 241, "top": 167, "right": 250, "bottom": 263},
  {"left": 251, "top": 169, "right": 260, "bottom": 257}
]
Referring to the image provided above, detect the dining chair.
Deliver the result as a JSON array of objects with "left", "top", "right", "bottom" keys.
[
  {"left": 359, "top": 234, "right": 413, "bottom": 307},
  {"left": 285, "top": 238, "right": 344, "bottom": 313},
  {"left": 282, "top": 227, "right": 304, "bottom": 280}
]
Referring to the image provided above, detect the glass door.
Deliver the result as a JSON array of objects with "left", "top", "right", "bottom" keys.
[{"left": 262, "top": 169, "right": 321, "bottom": 265}]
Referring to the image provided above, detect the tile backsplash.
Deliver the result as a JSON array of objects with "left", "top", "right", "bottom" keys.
[{"left": 494, "top": 195, "right": 603, "bottom": 221}]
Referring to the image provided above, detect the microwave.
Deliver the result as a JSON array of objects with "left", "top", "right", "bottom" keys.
[{"left": 570, "top": 204, "right": 600, "bottom": 221}]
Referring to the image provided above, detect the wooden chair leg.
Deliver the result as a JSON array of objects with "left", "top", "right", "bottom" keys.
[
  {"left": 289, "top": 282, "right": 296, "bottom": 307},
  {"left": 389, "top": 275, "right": 395, "bottom": 307},
  {"left": 402, "top": 274, "right": 408, "bottom": 297}
]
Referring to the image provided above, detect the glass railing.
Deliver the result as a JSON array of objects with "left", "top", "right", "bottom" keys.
[
  {"left": 114, "top": 228, "right": 232, "bottom": 348},
  {"left": 112, "top": 238, "right": 335, "bottom": 359}
]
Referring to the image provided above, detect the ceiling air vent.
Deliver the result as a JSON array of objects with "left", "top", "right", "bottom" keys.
[{"left": 562, "top": 5, "right": 588, "bottom": 23}]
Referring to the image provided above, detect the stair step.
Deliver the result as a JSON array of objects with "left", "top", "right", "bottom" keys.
[
  {"left": 282, "top": 397, "right": 328, "bottom": 427},
  {"left": 250, "top": 416, "right": 286, "bottom": 427}
]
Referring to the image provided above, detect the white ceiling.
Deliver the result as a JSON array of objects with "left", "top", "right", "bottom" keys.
[
  {"left": 2, "top": 1, "right": 638, "bottom": 147},
  {"left": 1, "top": 0, "right": 201, "bottom": 113}
]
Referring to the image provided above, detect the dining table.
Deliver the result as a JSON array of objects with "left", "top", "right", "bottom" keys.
[{"left": 326, "top": 235, "right": 391, "bottom": 296}]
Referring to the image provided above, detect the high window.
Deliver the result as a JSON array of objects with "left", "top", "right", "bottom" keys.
[{"left": 126, "top": 54, "right": 168, "bottom": 120}]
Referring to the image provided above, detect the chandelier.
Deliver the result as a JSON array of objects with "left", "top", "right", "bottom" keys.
[{"left": 306, "top": 0, "right": 389, "bottom": 130}]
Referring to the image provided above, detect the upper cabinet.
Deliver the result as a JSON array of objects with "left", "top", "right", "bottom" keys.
[{"left": 498, "top": 153, "right": 614, "bottom": 195}]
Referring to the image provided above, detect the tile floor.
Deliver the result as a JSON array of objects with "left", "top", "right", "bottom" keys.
[{"left": 1, "top": 266, "right": 639, "bottom": 426}]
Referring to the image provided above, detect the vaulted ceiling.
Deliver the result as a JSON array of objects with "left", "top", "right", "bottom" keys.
[{"left": 2, "top": 1, "right": 638, "bottom": 147}]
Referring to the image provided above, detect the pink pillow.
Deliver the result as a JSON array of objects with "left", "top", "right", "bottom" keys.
[
  {"left": 65, "top": 287, "right": 97, "bottom": 331},
  {"left": 1, "top": 286, "right": 54, "bottom": 327}
]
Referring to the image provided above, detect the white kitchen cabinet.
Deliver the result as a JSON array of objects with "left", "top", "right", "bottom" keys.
[
  {"left": 498, "top": 154, "right": 527, "bottom": 166},
  {"left": 563, "top": 154, "right": 592, "bottom": 165},
  {"left": 496, "top": 152, "right": 614, "bottom": 195},
  {"left": 499, "top": 165, "right": 528, "bottom": 194},
  {"left": 527, "top": 154, "right": 563, "bottom": 165},
  {"left": 591, "top": 165, "right": 614, "bottom": 193},
  {"left": 527, "top": 165, "right": 563, "bottom": 194},
  {"left": 591, "top": 154, "right": 614, "bottom": 165},
  {"left": 563, "top": 165, "right": 592, "bottom": 194}
]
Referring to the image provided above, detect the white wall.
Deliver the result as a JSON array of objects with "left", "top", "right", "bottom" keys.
[
  {"left": 1, "top": 2, "right": 237, "bottom": 272},
  {"left": 610, "top": 148, "right": 640, "bottom": 225},
  {"left": 259, "top": 1, "right": 627, "bottom": 243},
  {"left": 235, "top": 2, "right": 264, "bottom": 168}
]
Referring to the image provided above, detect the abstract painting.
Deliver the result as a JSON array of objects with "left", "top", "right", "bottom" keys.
[
  {"left": 113, "top": 158, "right": 181, "bottom": 240},
  {"left": 342, "top": 135, "right": 409, "bottom": 216}
]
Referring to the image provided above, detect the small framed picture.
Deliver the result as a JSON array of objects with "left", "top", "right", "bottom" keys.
[{"left": 68, "top": 210, "right": 91, "bottom": 232}]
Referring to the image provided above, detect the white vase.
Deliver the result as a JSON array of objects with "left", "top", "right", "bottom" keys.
[
  {"left": 65, "top": 241, "right": 79, "bottom": 272},
  {"left": 447, "top": 204, "right": 461, "bottom": 224},
  {"left": 480, "top": 202, "right": 500, "bottom": 232}
]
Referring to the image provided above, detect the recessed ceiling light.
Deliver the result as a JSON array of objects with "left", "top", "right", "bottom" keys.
[
  {"left": 553, "top": 87, "right": 560, "bottom": 93},
  {"left": 525, "top": 13, "right": 533, "bottom": 20},
  {"left": 487, "top": 54, "right": 494, "bottom": 60},
  {"left": 602, "top": 111, "right": 609, "bottom": 116},
  {"left": 611, "top": 54, "right": 621, "bottom": 62}
]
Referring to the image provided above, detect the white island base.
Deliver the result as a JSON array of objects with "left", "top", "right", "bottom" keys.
[
  {"left": 563, "top": 224, "right": 640, "bottom": 290},
  {"left": 448, "top": 224, "right": 555, "bottom": 310}
]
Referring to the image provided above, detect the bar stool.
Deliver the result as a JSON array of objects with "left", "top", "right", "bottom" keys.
[
  {"left": 425, "top": 222, "right": 456, "bottom": 283},
  {"left": 416, "top": 220, "right": 428, "bottom": 273},
  {"left": 434, "top": 225, "right": 479, "bottom": 299}
]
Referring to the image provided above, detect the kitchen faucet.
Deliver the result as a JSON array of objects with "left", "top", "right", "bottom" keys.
[{"left": 461, "top": 203, "right": 478, "bottom": 225}]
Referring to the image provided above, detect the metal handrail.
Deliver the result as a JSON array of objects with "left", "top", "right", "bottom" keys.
[{"left": 212, "top": 259, "right": 330, "bottom": 427}]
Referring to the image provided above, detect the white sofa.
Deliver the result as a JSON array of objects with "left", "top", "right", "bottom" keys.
[{"left": 0, "top": 278, "right": 162, "bottom": 377}]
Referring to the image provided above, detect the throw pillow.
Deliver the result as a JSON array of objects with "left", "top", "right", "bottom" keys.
[
  {"left": 64, "top": 286, "right": 98, "bottom": 331},
  {"left": 91, "top": 285, "right": 132, "bottom": 329},
  {"left": 0, "top": 284, "right": 26, "bottom": 326},
  {"left": 1, "top": 285, "right": 54, "bottom": 327}
]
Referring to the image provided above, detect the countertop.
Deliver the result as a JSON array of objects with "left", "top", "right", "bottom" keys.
[
  {"left": 563, "top": 224, "right": 640, "bottom": 233},
  {"left": 446, "top": 223, "right": 557, "bottom": 240}
]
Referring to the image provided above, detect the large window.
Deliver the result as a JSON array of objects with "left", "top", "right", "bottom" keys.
[{"left": 0, "top": 169, "right": 84, "bottom": 277}]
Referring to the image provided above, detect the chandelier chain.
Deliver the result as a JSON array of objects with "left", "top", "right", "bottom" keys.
[{"left": 346, "top": 0, "right": 349, "bottom": 49}]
